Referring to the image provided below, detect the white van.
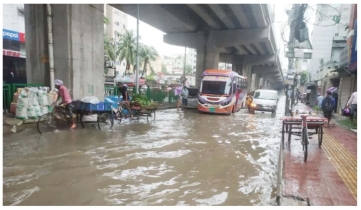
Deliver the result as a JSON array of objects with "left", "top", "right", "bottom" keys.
[{"left": 251, "top": 89, "right": 279, "bottom": 114}]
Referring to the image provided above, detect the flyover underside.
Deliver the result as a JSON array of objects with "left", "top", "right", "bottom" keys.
[{"left": 109, "top": 4, "right": 283, "bottom": 88}]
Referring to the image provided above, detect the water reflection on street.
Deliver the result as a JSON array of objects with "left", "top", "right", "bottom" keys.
[{"left": 3, "top": 96, "right": 285, "bottom": 206}]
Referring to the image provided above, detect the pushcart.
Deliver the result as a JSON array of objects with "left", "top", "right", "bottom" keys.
[{"left": 281, "top": 114, "right": 325, "bottom": 162}]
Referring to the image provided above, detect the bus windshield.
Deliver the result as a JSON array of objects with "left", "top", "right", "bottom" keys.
[{"left": 201, "top": 81, "right": 230, "bottom": 95}]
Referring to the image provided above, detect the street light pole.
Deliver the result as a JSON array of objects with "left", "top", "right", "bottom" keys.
[
  {"left": 135, "top": 4, "right": 140, "bottom": 94},
  {"left": 183, "top": 47, "right": 186, "bottom": 76}
]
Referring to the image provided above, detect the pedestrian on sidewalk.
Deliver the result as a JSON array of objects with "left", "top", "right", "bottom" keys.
[
  {"left": 317, "top": 93, "right": 324, "bottom": 113},
  {"left": 346, "top": 91, "right": 357, "bottom": 124},
  {"left": 322, "top": 90, "right": 336, "bottom": 128},
  {"left": 332, "top": 92, "right": 338, "bottom": 113},
  {"left": 181, "top": 85, "right": 189, "bottom": 110}
]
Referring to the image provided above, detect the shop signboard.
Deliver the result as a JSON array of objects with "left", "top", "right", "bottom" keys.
[
  {"left": 3, "top": 49, "right": 25, "bottom": 58},
  {"left": 3, "top": 29, "right": 25, "bottom": 42}
]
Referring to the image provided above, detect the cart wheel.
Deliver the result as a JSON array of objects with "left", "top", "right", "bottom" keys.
[
  {"left": 318, "top": 126, "right": 323, "bottom": 148},
  {"left": 97, "top": 113, "right": 114, "bottom": 130},
  {"left": 288, "top": 125, "right": 292, "bottom": 146},
  {"left": 37, "top": 113, "right": 57, "bottom": 134},
  {"left": 302, "top": 128, "right": 308, "bottom": 162},
  {"left": 116, "top": 112, "right": 122, "bottom": 124}
]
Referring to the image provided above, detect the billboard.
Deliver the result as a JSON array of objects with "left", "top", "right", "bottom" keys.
[
  {"left": 3, "top": 29, "right": 25, "bottom": 42},
  {"left": 349, "top": 19, "right": 357, "bottom": 71}
]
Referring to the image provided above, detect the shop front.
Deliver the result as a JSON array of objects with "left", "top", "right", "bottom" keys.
[{"left": 3, "top": 29, "right": 26, "bottom": 84}]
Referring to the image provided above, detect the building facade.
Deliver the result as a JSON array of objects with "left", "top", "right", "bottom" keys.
[
  {"left": 185, "top": 48, "right": 197, "bottom": 72},
  {"left": 307, "top": 4, "right": 351, "bottom": 82},
  {"left": 309, "top": 4, "right": 356, "bottom": 114},
  {"left": 162, "top": 48, "right": 197, "bottom": 75},
  {"left": 3, "top": 4, "right": 26, "bottom": 83},
  {"left": 149, "top": 57, "right": 162, "bottom": 74},
  {"left": 335, "top": 4, "right": 357, "bottom": 113},
  {"left": 104, "top": 4, "right": 128, "bottom": 77}
]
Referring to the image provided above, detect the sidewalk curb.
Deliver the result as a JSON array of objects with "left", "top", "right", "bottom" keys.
[{"left": 276, "top": 139, "right": 283, "bottom": 205}]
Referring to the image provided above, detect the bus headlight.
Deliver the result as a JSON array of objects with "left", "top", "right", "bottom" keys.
[{"left": 221, "top": 100, "right": 232, "bottom": 106}]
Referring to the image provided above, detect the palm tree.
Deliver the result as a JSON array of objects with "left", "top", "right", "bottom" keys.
[
  {"left": 104, "top": 16, "right": 120, "bottom": 73},
  {"left": 118, "top": 30, "right": 138, "bottom": 75},
  {"left": 104, "top": 34, "right": 119, "bottom": 64},
  {"left": 140, "top": 45, "right": 159, "bottom": 77}
]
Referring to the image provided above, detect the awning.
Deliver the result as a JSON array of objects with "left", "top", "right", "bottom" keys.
[
  {"left": 327, "top": 87, "right": 338, "bottom": 93},
  {"left": 331, "top": 67, "right": 347, "bottom": 73},
  {"left": 306, "top": 82, "right": 317, "bottom": 88}
]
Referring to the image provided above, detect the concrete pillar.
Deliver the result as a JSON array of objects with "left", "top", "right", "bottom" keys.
[
  {"left": 25, "top": 4, "right": 105, "bottom": 100},
  {"left": 263, "top": 79, "right": 268, "bottom": 89},
  {"left": 254, "top": 74, "right": 261, "bottom": 90},
  {"left": 245, "top": 65, "right": 253, "bottom": 92},
  {"left": 195, "top": 32, "right": 220, "bottom": 88},
  {"left": 24, "top": 5, "right": 49, "bottom": 86},
  {"left": 259, "top": 77, "right": 264, "bottom": 89},
  {"left": 232, "top": 55, "right": 244, "bottom": 75}
]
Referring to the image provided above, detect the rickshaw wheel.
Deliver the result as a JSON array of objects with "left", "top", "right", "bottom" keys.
[{"left": 318, "top": 126, "right": 323, "bottom": 148}]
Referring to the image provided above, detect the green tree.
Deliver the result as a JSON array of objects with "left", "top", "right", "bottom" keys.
[
  {"left": 118, "top": 30, "right": 138, "bottom": 75},
  {"left": 104, "top": 34, "right": 120, "bottom": 64},
  {"left": 104, "top": 16, "right": 120, "bottom": 75},
  {"left": 140, "top": 45, "right": 159, "bottom": 77},
  {"left": 300, "top": 71, "right": 308, "bottom": 86},
  {"left": 185, "top": 64, "right": 193, "bottom": 74},
  {"left": 104, "top": 16, "right": 110, "bottom": 25}
]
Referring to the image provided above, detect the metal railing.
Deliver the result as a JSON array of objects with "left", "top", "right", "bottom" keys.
[
  {"left": 104, "top": 85, "right": 177, "bottom": 104},
  {"left": 3, "top": 84, "right": 11, "bottom": 110}
]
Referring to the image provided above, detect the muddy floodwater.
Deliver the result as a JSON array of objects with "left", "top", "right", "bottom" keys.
[{"left": 3, "top": 96, "right": 286, "bottom": 206}]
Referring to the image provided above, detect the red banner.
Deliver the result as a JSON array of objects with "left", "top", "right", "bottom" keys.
[{"left": 3, "top": 50, "right": 21, "bottom": 57}]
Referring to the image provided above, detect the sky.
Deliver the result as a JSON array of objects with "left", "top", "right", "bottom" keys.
[
  {"left": 126, "top": 4, "right": 317, "bottom": 71},
  {"left": 127, "top": 14, "right": 184, "bottom": 57}
]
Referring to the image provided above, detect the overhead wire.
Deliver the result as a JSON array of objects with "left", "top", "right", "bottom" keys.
[{"left": 304, "top": 4, "right": 347, "bottom": 27}]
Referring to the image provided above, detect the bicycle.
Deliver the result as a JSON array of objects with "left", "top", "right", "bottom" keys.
[{"left": 37, "top": 104, "right": 76, "bottom": 134}]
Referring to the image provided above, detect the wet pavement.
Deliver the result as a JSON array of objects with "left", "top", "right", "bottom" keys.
[
  {"left": 3, "top": 96, "right": 287, "bottom": 206},
  {"left": 282, "top": 102, "right": 357, "bottom": 206}
]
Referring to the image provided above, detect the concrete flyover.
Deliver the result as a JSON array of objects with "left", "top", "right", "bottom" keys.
[{"left": 111, "top": 4, "right": 284, "bottom": 89}]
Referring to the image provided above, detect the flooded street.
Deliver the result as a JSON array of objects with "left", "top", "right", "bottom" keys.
[{"left": 3, "top": 96, "right": 285, "bottom": 206}]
